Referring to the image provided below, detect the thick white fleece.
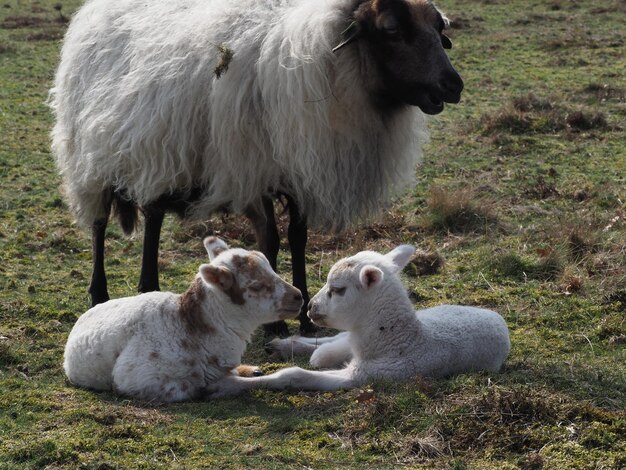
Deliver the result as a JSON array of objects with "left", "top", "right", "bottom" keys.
[{"left": 50, "top": 0, "right": 428, "bottom": 231}]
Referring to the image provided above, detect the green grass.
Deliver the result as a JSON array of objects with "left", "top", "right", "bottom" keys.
[{"left": 1, "top": 0, "right": 625, "bottom": 467}]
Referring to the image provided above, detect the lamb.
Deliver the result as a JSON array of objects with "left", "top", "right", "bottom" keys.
[
  {"left": 63, "top": 237, "right": 303, "bottom": 402},
  {"left": 208, "top": 245, "right": 510, "bottom": 397},
  {"left": 49, "top": 0, "right": 463, "bottom": 336}
]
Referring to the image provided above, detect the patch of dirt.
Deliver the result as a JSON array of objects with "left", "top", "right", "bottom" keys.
[
  {"left": 482, "top": 94, "right": 613, "bottom": 136},
  {"left": 0, "top": 14, "right": 67, "bottom": 30},
  {"left": 25, "top": 29, "right": 64, "bottom": 41},
  {"left": 581, "top": 83, "right": 625, "bottom": 102}
]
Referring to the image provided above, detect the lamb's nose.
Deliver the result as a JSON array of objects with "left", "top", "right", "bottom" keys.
[
  {"left": 293, "top": 291, "right": 303, "bottom": 303},
  {"left": 307, "top": 299, "right": 313, "bottom": 311}
]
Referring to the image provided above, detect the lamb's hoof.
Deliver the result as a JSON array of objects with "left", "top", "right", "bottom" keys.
[
  {"left": 234, "top": 365, "right": 264, "bottom": 377},
  {"left": 264, "top": 337, "right": 284, "bottom": 355},
  {"left": 264, "top": 337, "right": 290, "bottom": 359}
]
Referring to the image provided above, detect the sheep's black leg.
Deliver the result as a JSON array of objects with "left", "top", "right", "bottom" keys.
[
  {"left": 89, "top": 199, "right": 112, "bottom": 307},
  {"left": 138, "top": 204, "right": 165, "bottom": 293},
  {"left": 246, "top": 196, "right": 290, "bottom": 338},
  {"left": 285, "top": 195, "right": 316, "bottom": 335},
  {"left": 256, "top": 196, "right": 281, "bottom": 271}
]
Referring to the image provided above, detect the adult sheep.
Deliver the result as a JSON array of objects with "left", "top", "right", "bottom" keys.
[{"left": 50, "top": 0, "right": 463, "bottom": 336}]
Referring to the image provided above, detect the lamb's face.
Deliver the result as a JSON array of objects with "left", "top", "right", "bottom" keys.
[
  {"left": 200, "top": 238, "right": 303, "bottom": 322},
  {"left": 338, "top": 0, "right": 463, "bottom": 115},
  {"left": 307, "top": 257, "right": 377, "bottom": 331},
  {"left": 308, "top": 245, "right": 416, "bottom": 331}
]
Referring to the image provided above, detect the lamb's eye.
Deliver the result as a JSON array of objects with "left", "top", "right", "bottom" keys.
[
  {"left": 248, "top": 282, "right": 265, "bottom": 292},
  {"left": 328, "top": 287, "right": 346, "bottom": 298}
]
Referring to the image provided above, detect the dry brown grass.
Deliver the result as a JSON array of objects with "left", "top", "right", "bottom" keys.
[{"left": 423, "top": 186, "right": 499, "bottom": 234}]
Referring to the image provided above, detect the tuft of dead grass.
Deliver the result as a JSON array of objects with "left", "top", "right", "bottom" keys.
[
  {"left": 481, "top": 94, "right": 612, "bottom": 136},
  {"left": 565, "top": 110, "right": 608, "bottom": 132},
  {"left": 512, "top": 93, "right": 554, "bottom": 113},
  {"left": 436, "top": 384, "right": 622, "bottom": 457},
  {"left": 405, "top": 249, "right": 445, "bottom": 276},
  {"left": 523, "top": 174, "right": 559, "bottom": 200},
  {"left": 567, "top": 228, "right": 596, "bottom": 262},
  {"left": 581, "top": 83, "right": 625, "bottom": 103},
  {"left": 423, "top": 187, "right": 499, "bottom": 234}
]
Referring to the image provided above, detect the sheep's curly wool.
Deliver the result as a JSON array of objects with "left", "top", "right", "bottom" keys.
[{"left": 50, "top": 0, "right": 428, "bottom": 231}]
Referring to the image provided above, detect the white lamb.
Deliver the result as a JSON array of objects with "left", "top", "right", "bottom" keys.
[
  {"left": 209, "top": 245, "right": 510, "bottom": 397},
  {"left": 63, "top": 237, "right": 303, "bottom": 402}
]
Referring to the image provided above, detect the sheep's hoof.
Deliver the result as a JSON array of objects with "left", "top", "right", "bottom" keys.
[
  {"left": 299, "top": 321, "right": 318, "bottom": 336},
  {"left": 263, "top": 320, "right": 290, "bottom": 340}
]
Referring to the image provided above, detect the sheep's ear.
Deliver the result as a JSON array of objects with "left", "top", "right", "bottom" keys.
[
  {"left": 359, "top": 265, "right": 384, "bottom": 289},
  {"left": 441, "top": 34, "right": 452, "bottom": 49},
  {"left": 386, "top": 245, "right": 416, "bottom": 272},
  {"left": 332, "top": 20, "right": 361, "bottom": 53},
  {"left": 200, "top": 264, "right": 234, "bottom": 291},
  {"left": 203, "top": 236, "right": 229, "bottom": 261}
]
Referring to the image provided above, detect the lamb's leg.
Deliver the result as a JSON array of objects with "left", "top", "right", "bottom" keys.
[
  {"left": 89, "top": 197, "right": 112, "bottom": 306},
  {"left": 285, "top": 195, "right": 315, "bottom": 335},
  {"left": 267, "top": 333, "right": 350, "bottom": 362},
  {"left": 266, "top": 336, "right": 320, "bottom": 360},
  {"left": 138, "top": 204, "right": 165, "bottom": 293},
  {"left": 246, "top": 196, "right": 290, "bottom": 338},
  {"left": 208, "top": 366, "right": 356, "bottom": 398},
  {"left": 310, "top": 333, "right": 353, "bottom": 369}
]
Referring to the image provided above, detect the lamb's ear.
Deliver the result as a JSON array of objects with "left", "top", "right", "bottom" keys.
[
  {"left": 332, "top": 20, "right": 361, "bottom": 53},
  {"left": 199, "top": 264, "right": 234, "bottom": 291},
  {"left": 359, "top": 265, "right": 384, "bottom": 289},
  {"left": 203, "top": 236, "right": 229, "bottom": 261},
  {"left": 386, "top": 245, "right": 416, "bottom": 272}
]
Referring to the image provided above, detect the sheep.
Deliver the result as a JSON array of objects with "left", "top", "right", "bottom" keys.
[
  {"left": 63, "top": 237, "right": 303, "bottom": 402},
  {"left": 207, "top": 245, "right": 510, "bottom": 397},
  {"left": 49, "top": 0, "right": 464, "bottom": 337}
]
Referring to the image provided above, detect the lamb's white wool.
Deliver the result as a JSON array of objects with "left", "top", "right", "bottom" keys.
[
  {"left": 63, "top": 237, "right": 302, "bottom": 402},
  {"left": 49, "top": 0, "right": 428, "bottom": 231},
  {"left": 210, "top": 245, "right": 510, "bottom": 397}
]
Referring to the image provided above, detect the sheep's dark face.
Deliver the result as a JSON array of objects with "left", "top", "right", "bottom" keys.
[{"left": 342, "top": 0, "right": 463, "bottom": 114}]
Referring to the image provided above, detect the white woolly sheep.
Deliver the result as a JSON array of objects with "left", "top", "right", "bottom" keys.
[
  {"left": 208, "top": 245, "right": 510, "bottom": 396},
  {"left": 49, "top": 0, "right": 463, "bottom": 336},
  {"left": 63, "top": 237, "right": 303, "bottom": 402}
]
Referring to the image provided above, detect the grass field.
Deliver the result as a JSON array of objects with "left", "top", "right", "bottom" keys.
[{"left": 1, "top": 0, "right": 624, "bottom": 468}]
